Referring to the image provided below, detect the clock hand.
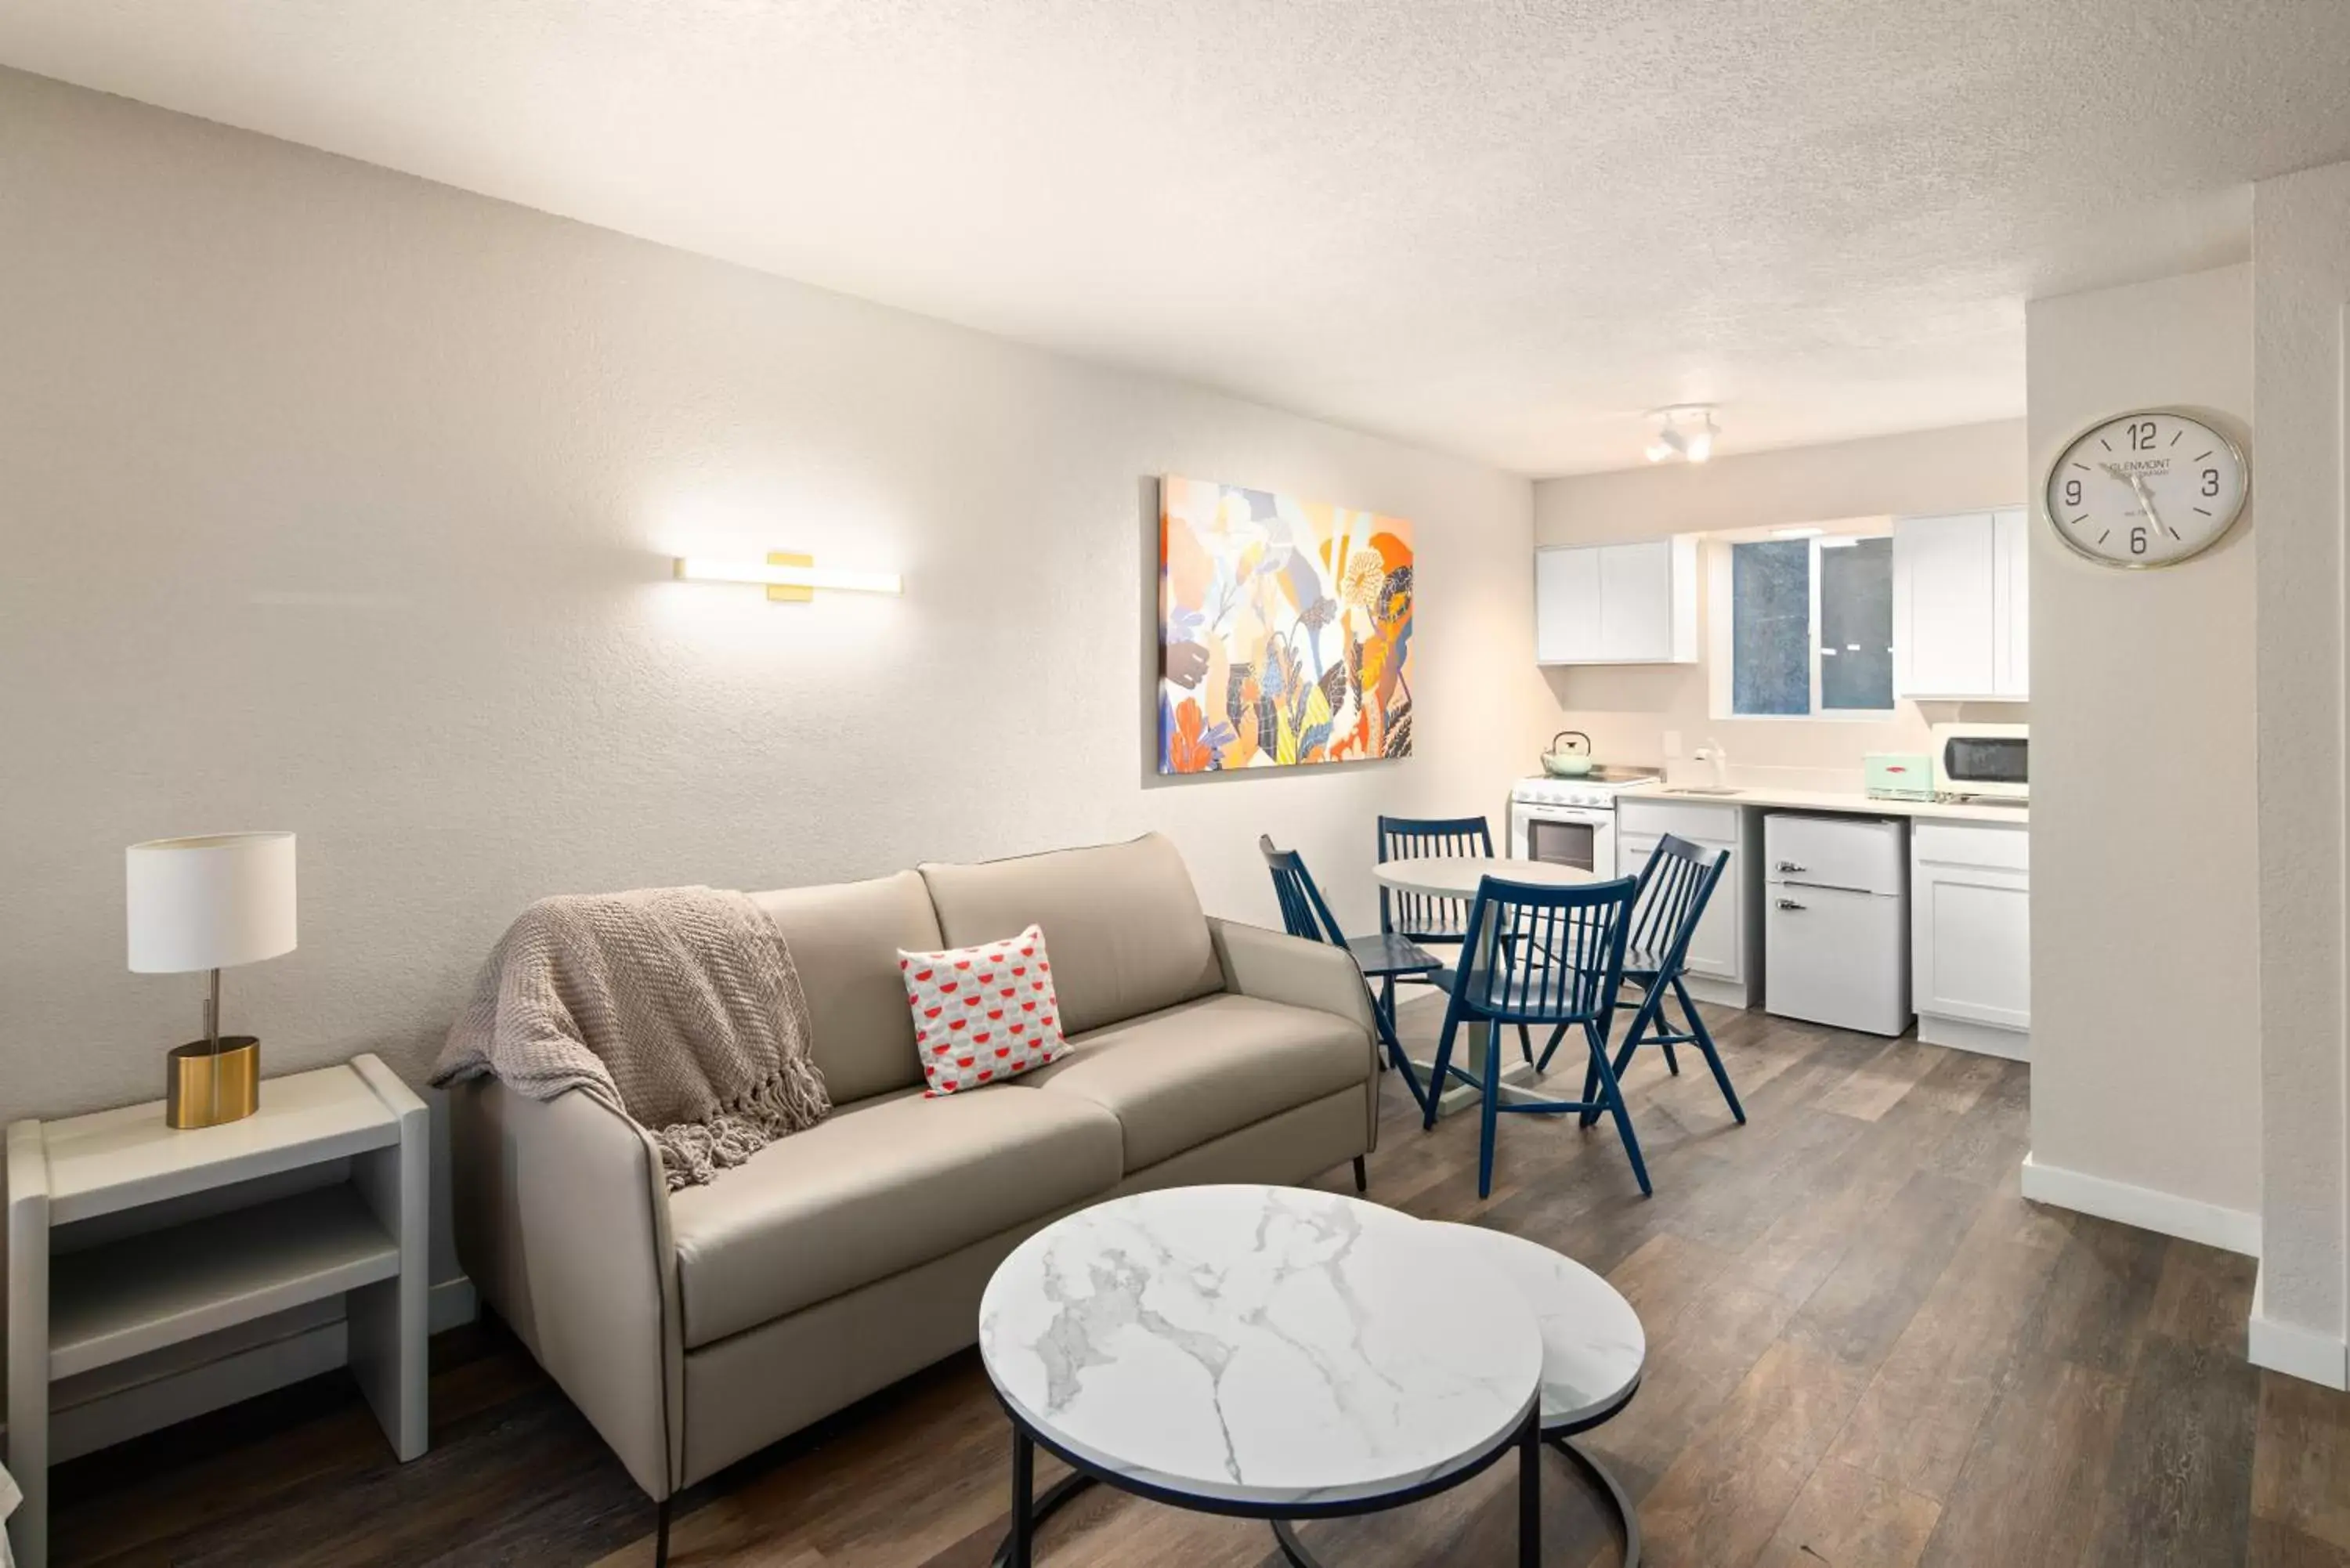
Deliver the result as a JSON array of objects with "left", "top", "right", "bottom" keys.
[
  {"left": 2127, "top": 472, "right": 2175, "bottom": 539},
  {"left": 2104, "top": 464, "right": 2176, "bottom": 541}
]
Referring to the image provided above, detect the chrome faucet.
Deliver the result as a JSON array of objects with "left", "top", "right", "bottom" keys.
[{"left": 1706, "top": 737, "right": 1728, "bottom": 789}]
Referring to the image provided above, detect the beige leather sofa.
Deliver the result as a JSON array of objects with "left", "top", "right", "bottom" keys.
[{"left": 448, "top": 833, "right": 1378, "bottom": 1513}]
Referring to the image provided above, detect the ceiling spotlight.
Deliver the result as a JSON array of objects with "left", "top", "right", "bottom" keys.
[
  {"left": 1683, "top": 414, "right": 1716, "bottom": 464},
  {"left": 1645, "top": 406, "right": 1719, "bottom": 465}
]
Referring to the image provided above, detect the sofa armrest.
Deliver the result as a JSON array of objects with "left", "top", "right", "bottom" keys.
[
  {"left": 1207, "top": 917, "right": 1380, "bottom": 1151},
  {"left": 449, "top": 1077, "right": 684, "bottom": 1499}
]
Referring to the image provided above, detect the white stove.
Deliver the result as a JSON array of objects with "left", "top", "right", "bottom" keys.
[
  {"left": 1507, "top": 768, "right": 1663, "bottom": 878},
  {"left": 1509, "top": 768, "right": 1664, "bottom": 810}
]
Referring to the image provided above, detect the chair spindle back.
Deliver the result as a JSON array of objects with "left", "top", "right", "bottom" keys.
[
  {"left": 1376, "top": 815, "right": 1495, "bottom": 943},
  {"left": 1626, "top": 835, "right": 1729, "bottom": 972},
  {"left": 1460, "top": 875, "right": 1638, "bottom": 1024},
  {"left": 1258, "top": 835, "right": 1345, "bottom": 947}
]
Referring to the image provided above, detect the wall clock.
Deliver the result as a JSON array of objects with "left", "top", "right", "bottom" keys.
[{"left": 2042, "top": 409, "right": 2247, "bottom": 569}]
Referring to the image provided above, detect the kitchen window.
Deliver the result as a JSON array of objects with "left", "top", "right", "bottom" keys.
[{"left": 1715, "top": 534, "right": 1894, "bottom": 718}]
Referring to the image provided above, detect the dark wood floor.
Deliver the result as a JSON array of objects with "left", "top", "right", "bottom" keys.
[{"left": 47, "top": 997, "right": 2350, "bottom": 1567}]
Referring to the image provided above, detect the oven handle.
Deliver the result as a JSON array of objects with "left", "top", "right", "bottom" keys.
[{"left": 1514, "top": 806, "right": 1616, "bottom": 824}]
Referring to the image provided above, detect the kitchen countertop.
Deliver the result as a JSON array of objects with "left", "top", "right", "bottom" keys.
[{"left": 1616, "top": 782, "right": 2030, "bottom": 826}]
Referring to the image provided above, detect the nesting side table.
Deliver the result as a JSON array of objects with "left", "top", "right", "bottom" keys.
[{"left": 5, "top": 1054, "right": 428, "bottom": 1568}]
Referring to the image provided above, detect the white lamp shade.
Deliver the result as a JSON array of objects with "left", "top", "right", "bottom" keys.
[{"left": 126, "top": 833, "right": 298, "bottom": 974}]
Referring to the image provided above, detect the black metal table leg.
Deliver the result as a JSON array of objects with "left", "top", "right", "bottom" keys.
[
  {"left": 1271, "top": 1517, "right": 1332, "bottom": 1567},
  {"left": 991, "top": 1454, "right": 1098, "bottom": 1568},
  {"left": 1519, "top": 1407, "right": 1542, "bottom": 1568},
  {"left": 1007, "top": 1426, "right": 1033, "bottom": 1568},
  {"left": 1549, "top": 1434, "right": 1641, "bottom": 1567}
]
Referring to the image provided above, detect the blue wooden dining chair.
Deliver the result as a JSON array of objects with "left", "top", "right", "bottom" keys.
[
  {"left": 1424, "top": 874, "right": 1649, "bottom": 1199},
  {"left": 1376, "top": 815, "right": 1495, "bottom": 955},
  {"left": 1374, "top": 814, "right": 1494, "bottom": 1018},
  {"left": 1538, "top": 834, "right": 1745, "bottom": 1129},
  {"left": 1259, "top": 836, "right": 1442, "bottom": 1120}
]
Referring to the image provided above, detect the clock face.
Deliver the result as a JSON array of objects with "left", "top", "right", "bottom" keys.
[{"left": 2044, "top": 410, "right": 2247, "bottom": 568}]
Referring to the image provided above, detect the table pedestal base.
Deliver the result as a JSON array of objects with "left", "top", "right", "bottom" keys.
[{"left": 1412, "top": 1020, "right": 1553, "bottom": 1120}]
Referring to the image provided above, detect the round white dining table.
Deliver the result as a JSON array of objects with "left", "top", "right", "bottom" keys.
[
  {"left": 1372, "top": 856, "right": 1599, "bottom": 901},
  {"left": 1371, "top": 857, "right": 1601, "bottom": 1120}
]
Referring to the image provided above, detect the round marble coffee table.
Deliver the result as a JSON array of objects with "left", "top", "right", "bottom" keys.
[
  {"left": 1270, "top": 1223, "right": 1647, "bottom": 1566},
  {"left": 978, "top": 1185, "right": 1547, "bottom": 1566},
  {"left": 1431, "top": 1223, "right": 1646, "bottom": 1564}
]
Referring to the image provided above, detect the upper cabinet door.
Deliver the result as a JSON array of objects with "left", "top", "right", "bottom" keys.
[
  {"left": 1535, "top": 545, "right": 1602, "bottom": 663},
  {"left": 1994, "top": 508, "right": 2030, "bottom": 699},
  {"left": 1535, "top": 537, "right": 1698, "bottom": 665},
  {"left": 1598, "top": 540, "right": 1675, "bottom": 661},
  {"left": 1895, "top": 513, "right": 2001, "bottom": 699}
]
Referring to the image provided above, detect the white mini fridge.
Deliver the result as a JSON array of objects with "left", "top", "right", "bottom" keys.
[{"left": 1763, "top": 813, "right": 1913, "bottom": 1035}]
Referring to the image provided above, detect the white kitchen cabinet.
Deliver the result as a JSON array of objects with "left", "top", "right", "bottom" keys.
[
  {"left": 1616, "top": 796, "right": 1757, "bottom": 1007},
  {"left": 1911, "top": 820, "right": 2030, "bottom": 1059},
  {"left": 1535, "top": 537, "right": 1698, "bottom": 665},
  {"left": 1994, "top": 508, "right": 2030, "bottom": 698},
  {"left": 1533, "top": 545, "right": 1600, "bottom": 663},
  {"left": 1893, "top": 509, "right": 2028, "bottom": 700}
]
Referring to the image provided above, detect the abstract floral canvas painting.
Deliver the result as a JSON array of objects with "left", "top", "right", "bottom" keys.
[{"left": 1158, "top": 475, "right": 1415, "bottom": 774}]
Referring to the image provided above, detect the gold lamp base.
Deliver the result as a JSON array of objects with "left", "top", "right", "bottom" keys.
[{"left": 166, "top": 1037, "right": 261, "bottom": 1129}]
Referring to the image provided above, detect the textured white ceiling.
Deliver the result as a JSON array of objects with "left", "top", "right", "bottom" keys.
[{"left": 1, "top": 2, "right": 2340, "bottom": 473}]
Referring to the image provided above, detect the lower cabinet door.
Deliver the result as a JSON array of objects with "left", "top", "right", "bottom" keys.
[
  {"left": 1623, "top": 833, "right": 1741, "bottom": 983},
  {"left": 1912, "top": 864, "right": 2030, "bottom": 1029},
  {"left": 1765, "top": 883, "right": 1911, "bottom": 1035}
]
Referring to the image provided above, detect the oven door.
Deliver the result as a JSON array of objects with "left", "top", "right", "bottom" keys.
[{"left": 1512, "top": 804, "right": 1618, "bottom": 879}]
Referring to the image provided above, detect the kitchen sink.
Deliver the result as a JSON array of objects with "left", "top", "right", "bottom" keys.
[{"left": 1661, "top": 786, "right": 1743, "bottom": 797}]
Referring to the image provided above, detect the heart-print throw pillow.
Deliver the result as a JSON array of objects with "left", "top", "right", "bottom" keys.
[{"left": 898, "top": 923, "right": 1067, "bottom": 1096}]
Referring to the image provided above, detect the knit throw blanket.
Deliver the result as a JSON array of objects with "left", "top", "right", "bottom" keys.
[{"left": 431, "top": 886, "right": 830, "bottom": 1190}]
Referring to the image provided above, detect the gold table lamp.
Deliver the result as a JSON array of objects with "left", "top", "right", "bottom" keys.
[{"left": 125, "top": 832, "right": 298, "bottom": 1128}]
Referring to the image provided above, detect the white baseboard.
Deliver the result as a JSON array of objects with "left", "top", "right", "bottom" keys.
[
  {"left": 1917, "top": 1014, "right": 2029, "bottom": 1060},
  {"left": 2019, "top": 1153, "right": 2261, "bottom": 1257},
  {"left": 429, "top": 1276, "right": 479, "bottom": 1334},
  {"left": 7, "top": 1276, "right": 480, "bottom": 1461},
  {"left": 2251, "top": 1267, "right": 2350, "bottom": 1389}
]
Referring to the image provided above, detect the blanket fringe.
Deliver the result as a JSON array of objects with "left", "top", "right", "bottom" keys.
[{"left": 652, "top": 1064, "right": 830, "bottom": 1190}]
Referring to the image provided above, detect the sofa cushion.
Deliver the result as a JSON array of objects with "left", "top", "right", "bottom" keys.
[
  {"left": 899, "top": 923, "right": 1069, "bottom": 1094},
  {"left": 668, "top": 1082, "right": 1123, "bottom": 1347},
  {"left": 918, "top": 833, "right": 1224, "bottom": 1037},
  {"left": 752, "top": 871, "right": 942, "bottom": 1104},
  {"left": 1013, "top": 992, "right": 1372, "bottom": 1171}
]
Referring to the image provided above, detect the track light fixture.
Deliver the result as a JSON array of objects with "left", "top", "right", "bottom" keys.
[{"left": 1644, "top": 406, "right": 1719, "bottom": 465}]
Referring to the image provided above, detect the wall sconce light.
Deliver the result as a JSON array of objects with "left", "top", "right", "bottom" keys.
[{"left": 673, "top": 553, "right": 904, "bottom": 602}]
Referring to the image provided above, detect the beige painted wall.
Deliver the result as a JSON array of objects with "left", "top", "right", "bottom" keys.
[
  {"left": 1531, "top": 422, "right": 2028, "bottom": 785},
  {"left": 0, "top": 72, "right": 1548, "bottom": 1261},
  {"left": 2254, "top": 162, "right": 2350, "bottom": 1346},
  {"left": 2025, "top": 263, "right": 2259, "bottom": 1218}
]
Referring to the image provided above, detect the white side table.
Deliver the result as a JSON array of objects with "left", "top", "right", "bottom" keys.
[{"left": 5, "top": 1054, "right": 428, "bottom": 1568}]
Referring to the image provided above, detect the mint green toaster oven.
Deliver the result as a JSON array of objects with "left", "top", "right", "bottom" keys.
[{"left": 1864, "top": 752, "right": 1934, "bottom": 801}]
